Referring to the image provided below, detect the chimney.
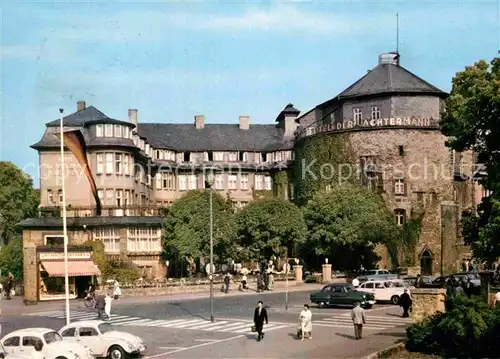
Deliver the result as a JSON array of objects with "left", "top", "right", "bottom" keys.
[
  {"left": 77, "top": 101, "right": 86, "bottom": 111},
  {"left": 195, "top": 115, "right": 205, "bottom": 129},
  {"left": 378, "top": 52, "right": 400, "bottom": 66},
  {"left": 128, "top": 109, "right": 138, "bottom": 127},
  {"left": 239, "top": 116, "right": 249, "bottom": 130}
]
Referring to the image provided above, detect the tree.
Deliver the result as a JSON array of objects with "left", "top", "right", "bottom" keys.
[
  {"left": 0, "top": 237, "right": 23, "bottom": 279},
  {"left": 234, "top": 197, "right": 307, "bottom": 262},
  {"left": 163, "top": 190, "right": 235, "bottom": 267},
  {"left": 440, "top": 58, "right": 500, "bottom": 261},
  {"left": 0, "top": 162, "right": 39, "bottom": 243},
  {"left": 302, "top": 183, "right": 398, "bottom": 270}
]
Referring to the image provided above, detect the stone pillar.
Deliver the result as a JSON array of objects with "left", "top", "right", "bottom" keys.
[
  {"left": 23, "top": 242, "right": 38, "bottom": 305},
  {"left": 411, "top": 288, "right": 446, "bottom": 323},
  {"left": 322, "top": 264, "right": 332, "bottom": 283},
  {"left": 294, "top": 265, "right": 303, "bottom": 284}
]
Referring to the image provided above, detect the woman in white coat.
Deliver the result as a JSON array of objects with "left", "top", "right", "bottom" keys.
[
  {"left": 104, "top": 291, "right": 113, "bottom": 320},
  {"left": 299, "top": 304, "right": 312, "bottom": 341},
  {"left": 113, "top": 280, "right": 121, "bottom": 300}
]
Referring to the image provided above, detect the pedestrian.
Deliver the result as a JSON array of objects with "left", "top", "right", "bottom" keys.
[
  {"left": 256, "top": 273, "right": 264, "bottom": 293},
  {"left": 32, "top": 341, "right": 44, "bottom": 359},
  {"left": 299, "top": 304, "right": 312, "bottom": 341},
  {"left": 95, "top": 290, "right": 106, "bottom": 320},
  {"left": 113, "top": 280, "right": 121, "bottom": 300},
  {"left": 351, "top": 301, "right": 366, "bottom": 340},
  {"left": 414, "top": 274, "right": 423, "bottom": 288},
  {"left": 104, "top": 291, "right": 113, "bottom": 320},
  {"left": 253, "top": 300, "right": 268, "bottom": 342},
  {"left": 352, "top": 277, "right": 360, "bottom": 288},
  {"left": 492, "top": 290, "right": 500, "bottom": 308},
  {"left": 267, "top": 269, "right": 274, "bottom": 291},
  {"left": 241, "top": 273, "right": 248, "bottom": 290},
  {"left": 399, "top": 289, "right": 412, "bottom": 318},
  {"left": 224, "top": 273, "right": 231, "bottom": 293},
  {"left": 5, "top": 274, "right": 13, "bottom": 300}
]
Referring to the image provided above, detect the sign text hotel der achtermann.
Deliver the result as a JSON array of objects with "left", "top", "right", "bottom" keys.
[{"left": 301, "top": 116, "right": 439, "bottom": 138}]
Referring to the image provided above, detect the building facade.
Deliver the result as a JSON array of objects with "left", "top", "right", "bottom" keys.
[{"left": 20, "top": 52, "right": 481, "bottom": 302}]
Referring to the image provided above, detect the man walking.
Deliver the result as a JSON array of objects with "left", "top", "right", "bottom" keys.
[
  {"left": 95, "top": 291, "right": 106, "bottom": 320},
  {"left": 351, "top": 301, "right": 366, "bottom": 340},
  {"left": 399, "top": 289, "right": 412, "bottom": 318},
  {"left": 253, "top": 301, "right": 268, "bottom": 342}
]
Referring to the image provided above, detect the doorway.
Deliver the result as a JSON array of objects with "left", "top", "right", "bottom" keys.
[{"left": 420, "top": 250, "right": 433, "bottom": 276}]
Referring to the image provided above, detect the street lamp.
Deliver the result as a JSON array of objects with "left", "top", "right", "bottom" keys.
[{"left": 205, "top": 167, "right": 217, "bottom": 323}]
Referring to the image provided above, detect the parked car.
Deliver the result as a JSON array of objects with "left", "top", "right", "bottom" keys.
[
  {"left": 402, "top": 276, "right": 434, "bottom": 287},
  {"left": 0, "top": 343, "right": 30, "bottom": 359},
  {"left": 1, "top": 328, "right": 93, "bottom": 359},
  {"left": 355, "top": 279, "right": 409, "bottom": 304},
  {"left": 356, "top": 269, "right": 397, "bottom": 283},
  {"left": 310, "top": 283, "right": 375, "bottom": 309},
  {"left": 59, "top": 320, "right": 146, "bottom": 359}
]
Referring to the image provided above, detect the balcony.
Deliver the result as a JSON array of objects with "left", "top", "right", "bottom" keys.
[{"left": 39, "top": 205, "right": 168, "bottom": 218}]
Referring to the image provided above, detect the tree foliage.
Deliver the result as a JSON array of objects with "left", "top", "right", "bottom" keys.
[
  {"left": 0, "top": 162, "right": 39, "bottom": 242},
  {"left": 0, "top": 237, "right": 23, "bottom": 279},
  {"left": 440, "top": 57, "right": 500, "bottom": 261},
  {"left": 302, "top": 183, "right": 398, "bottom": 262},
  {"left": 163, "top": 190, "right": 235, "bottom": 263},
  {"left": 234, "top": 197, "right": 307, "bottom": 262}
]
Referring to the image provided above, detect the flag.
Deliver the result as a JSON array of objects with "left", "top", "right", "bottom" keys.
[{"left": 55, "top": 129, "right": 102, "bottom": 216}]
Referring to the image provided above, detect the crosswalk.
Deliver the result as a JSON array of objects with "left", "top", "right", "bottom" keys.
[
  {"left": 314, "top": 314, "right": 412, "bottom": 331},
  {"left": 23, "top": 310, "right": 290, "bottom": 334}
]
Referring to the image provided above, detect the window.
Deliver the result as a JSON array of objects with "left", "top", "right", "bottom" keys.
[
  {"left": 124, "top": 155, "right": 130, "bottom": 175},
  {"left": 239, "top": 152, "right": 247, "bottom": 162},
  {"left": 115, "top": 190, "right": 123, "bottom": 207},
  {"left": 61, "top": 328, "right": 76, "bottom": 337},
  {"left": 98, "top": 190, "right": 104, "bottom": 202},
  {"left": 183, "top": 152, "right": 191, "bottom": 162},
  {"left": 3, "top": 337, "right": 19, "bottom": 347},
  {"left": 79, "top": 328, "right": 99, "bottom": 337},
  {"left": 289, "top": 183, "right": 295, "bottom": 200},
  {"left": 106, "top": 189, "right": 114, "bottom": 205},
  {"left": 58, "top": 189, "right": 63, "bottom": 203},
  {"left": 240, "top": 174, "right": 249, "bottom": 190},
  {"left": 228, "top": 175, "right": 238, "bottom": 190},
  {"left": 45, "top": 236, "right": 64, "bottom": 246},
  {"left": 371, "top": 106, "right": 381, "bottom": 120},
  {"left": 123, "top": 126, "right": 129, "bottom": 139},
  {"left": 127, "top": 227, "right": 162, "bottom": 252},
  {"left": 394, "top": 179, "right": 405, "bottom": 195},
  {"left": 187, "top": 175, "right": 197, "bottom": 190},
  {"left": 156, "top": 174, "right": 162, "bottom": 190},
  {"left": 105, "top": 124, "right": 113, "bottom": 137},
  {"left": 206, "top": 151, "right": 213, "bottom": 162},
  {"left": 395, "top": 209, "right": 406, "bottom": 226},
  {"left": 22, "top": 336, "right": 43, "bottom": 348},
  {"left": 325, "top": 185, "right": 332, "bottom": 193},
  {"left": 47, "top": 190, "right": 54, "bottom": 205},
  {"left": 228, "top": 152, "right": 238, "bottom": 162},
  {"left": 254, "top": 175, "right": 264, "bottom": 190},
  {"left": 215, "top": 174, "right": 224, "bottom": 190},
  {"left": 179, "top": 175, "right": 187, "bottom": 191},
  {"left": 114, "top": 125, "right": 122, "bottom": 138},
  {"left": 97, "top": 154, "right": 104, "bottom": 174},
  {"left": 96, "top": 125, "right": 104, "bottom": 137},
  {"left": 353, "top": 108, "right": 362, "bottom": 122},
  {"left": 264, "top": 175, "right": 272, "bottom": 190},
  {"left": 124, "top": 190, "right": 130, "bottom": 207},
  {"left": 115, "top": 154, "right": 122, "bottom": 174},
  {"left": 375, "top": 282, "right": 385, "bottom": 289},
  {"left": 105, "top": 153, "right": 113, "bottom": 174},
  {"left": 254, "top": 153, "right": 262, "bottom": 164},
  {"left": 198, "top": 175, "right": 205, "bottom": 189},
  {"left": 364, "top": 282, "right": 375, "bottom": 289},
  {"left": 94, "top": 227, "right": 120, "bottom": 253},
  {"left": 214, "top": 152, "right": 224, "bottom": 161}
]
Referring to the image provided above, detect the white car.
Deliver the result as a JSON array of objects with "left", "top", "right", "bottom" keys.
[
  {"left": 0, "top": 342, "right": 31, "bottom": 359},
  {"left": 59, "top": 320, "right": 146, "bottom": 359},
  {"left": 355, "top": 279, "right": 410, "bottom": 304},
  {"left": 1, "top": 328, "right": 93, "bottom": 359}
]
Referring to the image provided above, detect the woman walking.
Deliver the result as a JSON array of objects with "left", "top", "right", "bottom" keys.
[
  {"left": 104, "top": 291, "right": 113, "bottom": 321},
  {"left": 299, "top": 304, "right": 312, "bottom": 341}
]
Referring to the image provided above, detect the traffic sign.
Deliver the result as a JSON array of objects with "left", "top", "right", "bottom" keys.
[{"left": 205, "top": 264, "right": 216, "bottom": 275}]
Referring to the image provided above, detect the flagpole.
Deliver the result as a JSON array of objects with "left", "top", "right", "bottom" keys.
[{"left": 59, "top": 108, "right": 70, "bottom": 326}]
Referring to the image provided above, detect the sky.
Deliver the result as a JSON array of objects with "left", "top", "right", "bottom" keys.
[{"left": 0, "top": 0, "right": 498, "bottom": 187}]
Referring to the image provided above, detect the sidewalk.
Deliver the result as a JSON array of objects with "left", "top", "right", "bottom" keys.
[{"left": 2, "top": 280, "right": 342, "bottom": 316}]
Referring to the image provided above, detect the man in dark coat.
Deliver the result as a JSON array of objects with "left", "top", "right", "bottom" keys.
[
  {"left": 95, "top": 291, "right": 106, "bottom": 319},
  {"left": 253, "top": 301, "right": 268, "bottom": 342},
  {"left": 399, "top": 289, "right": 412, "bottom": 318}
]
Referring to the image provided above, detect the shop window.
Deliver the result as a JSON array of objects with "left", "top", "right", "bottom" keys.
[{"left": 45, "top": 236, "right": 64, "bottom": 246}]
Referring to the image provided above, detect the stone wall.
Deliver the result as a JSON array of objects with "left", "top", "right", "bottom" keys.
[{"left": 411, "top": 288, "right": 446, "bottom": 323}]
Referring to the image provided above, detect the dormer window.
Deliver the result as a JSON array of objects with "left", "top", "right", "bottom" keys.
[
  {"left": 123, "top": 126, "right": 129, "bottom": 139},
  {"left": 114, "top": 125, "right": 122, "bottom": 137},
  {"left": 214, "top": 152, "right": 224, "bottom": 162},
  {"left": 105, "top": 124, "right": 113, "bottom": 137},
  {"left": 228, "top": 152, "right": 238, "bottom": 162},
  {"left": 184, "top": 152, "right": 190, "bottom": 162},
  {"left": 239, "top": 152, "right": 247, "bottom": 162},
  {"left": 96, "top": 125, "right": 104, "bottom": 137}
]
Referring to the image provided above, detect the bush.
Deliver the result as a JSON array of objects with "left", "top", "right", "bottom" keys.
[
  {"left": 304, "top": 275, "right": 320, "bottom": 283},
  {"left": 406, "top": 295, "right": 500, "bottom": 358}
]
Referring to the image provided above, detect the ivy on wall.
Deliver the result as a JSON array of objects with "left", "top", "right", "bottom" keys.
[
  {"left": 271, "top": 170, "right": 291, "bottom": 198},
  {"left": 386, "top": 207, "right": 424, "bottom": 267},
  {"left": 293, "top": 133, "right": 355, "bottom": 205}
]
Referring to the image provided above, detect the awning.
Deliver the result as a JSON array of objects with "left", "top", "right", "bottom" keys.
[{"left": 40, "top": 260, "right": 101, "bottom": 277}]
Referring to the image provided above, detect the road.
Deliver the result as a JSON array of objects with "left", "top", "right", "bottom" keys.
[{"left": 2, "top": 290, "right": 410, "bottom": 358}]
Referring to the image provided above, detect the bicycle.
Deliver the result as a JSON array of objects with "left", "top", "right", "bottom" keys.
[{"left": 84, "top": 292, "right": 96, "bottom": 308}]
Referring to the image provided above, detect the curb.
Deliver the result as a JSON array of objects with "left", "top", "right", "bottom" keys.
[{"left": 363, "top": 340, "right": 406, "bottom": 359}]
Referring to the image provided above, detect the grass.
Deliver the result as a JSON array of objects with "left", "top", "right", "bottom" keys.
[{"left": 382, "top": 350, "right": 441, "bottom": 359}]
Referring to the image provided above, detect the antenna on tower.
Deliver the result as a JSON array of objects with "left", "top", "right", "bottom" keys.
[{"left": 396, "top": 12, "right": 399, "bottom": 54}]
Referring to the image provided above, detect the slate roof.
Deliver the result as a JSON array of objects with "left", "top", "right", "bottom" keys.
[
  {"left": 334, "top": 63, "right": 447, "bottom": 100},
  {"left": 136, "top": 123, "right": 291, "bottom": 152},
  {"left": 17, "top": 216, "right": 164, "bottom": 228},
  {"left": 45, "top": 106, "right": 132, "bottom": 128}
]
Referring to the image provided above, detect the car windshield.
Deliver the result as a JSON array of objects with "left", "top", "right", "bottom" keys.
[
  {"left": 43, "top": 331, "right": 63, "bottom": 344},
  {"left": 98, "top": 323, "right": 115, "bottom": 334},
  {"left": 367, "top": 270, "right": 378, "bottom": 275}
]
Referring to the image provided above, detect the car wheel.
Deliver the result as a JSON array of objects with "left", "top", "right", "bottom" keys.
[
  {"left": 318, "top": 301, "right": 326, "bottom": 308},
  {"left": 108, "top": 345, "right": 126, "bottom": 359},
  {"left": 391, "top": 295, "right": 400, "bottom": 305}
]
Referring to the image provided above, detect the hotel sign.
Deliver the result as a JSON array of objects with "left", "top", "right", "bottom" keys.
[
  {"left": 301, "top": 116, "right": 440, "bottom": 138},
  {"left": 39, "top": 252, "right": 92, "bottom": 260}
]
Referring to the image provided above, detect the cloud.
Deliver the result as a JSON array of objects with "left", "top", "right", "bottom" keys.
[{"left": 1, "top": 45, "right": 39, "bottom": 60}]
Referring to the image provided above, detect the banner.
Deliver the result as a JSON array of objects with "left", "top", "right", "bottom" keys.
[{"left": 56, "top": 130, "right": 102, "bottom": 216}]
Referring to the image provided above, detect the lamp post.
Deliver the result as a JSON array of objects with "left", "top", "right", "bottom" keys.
[
  {"left": 285, "top": 256, "right": 289, "bottom": 311},
  {"left": 206, "top": 168, "right": 216, "bottom": 322},
  {"left": 59, "top": 108, "right": 71, "bottom": 326}
]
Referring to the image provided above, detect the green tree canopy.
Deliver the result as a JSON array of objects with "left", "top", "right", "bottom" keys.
[
  {"left": 163, "top": 190, "right": 235, "bottom": 263},
  {"left": 0, "top": 162, "right": 39, "bottom": 243},
  {"left": 0, "top": 237, "right": 23, "bottom": 280},
  {"left": 302, "top": 183, "right": 398, "bottom": 268},
  {"left": 440, "top": 58, "right": 500, "bottom": 262},
  {"left": 234, "top": 197, "right": 307, "bottom": 262}
]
